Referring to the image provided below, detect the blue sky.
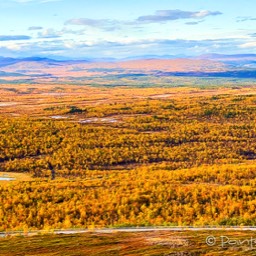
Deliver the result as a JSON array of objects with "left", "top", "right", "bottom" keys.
[{"left": 0, "top": 0, "right": 256, "bottom": 59}]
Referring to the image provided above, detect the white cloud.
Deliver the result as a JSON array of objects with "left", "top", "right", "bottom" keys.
[
  {"left": 2, "top": 41, "right": 30, "bottom": 51},
  {"left": 5, "top": 43, "right": 22, "bottom": 50},
  {"left": 239, "top": 41, "right": 256, "bottom": 48},
  {"left": 193, "top": 10, "right": 212, "bottom": 18},
  {"left": 65, "top": 18, "right": 121, "bottom": 31},
  {"left": 37, "top": 28, "right": 61, "bottom": 38}
]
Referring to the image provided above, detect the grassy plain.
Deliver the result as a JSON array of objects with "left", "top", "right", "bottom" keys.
[
  {"left": 1, "top": 230, "right": 256, "bottom": 255},
  {"left": 1, "top": 83, "right": 256, "bottom": 117}
]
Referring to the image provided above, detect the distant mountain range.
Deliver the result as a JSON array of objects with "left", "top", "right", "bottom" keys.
[
  {"left": 0, "top": 53, "right": 256, "bottom": 64},
  {"left": 0, "top": 56, "right": 92, "bottom": 67},
  {"left": 195, "top": 54, "right": 256, "bottom": 69},
  {"left": 0, "top": 54, "right": 255, "bottom": 83},
  {"left": 197, "top": 53, "right": 256, "bottom": 60}
]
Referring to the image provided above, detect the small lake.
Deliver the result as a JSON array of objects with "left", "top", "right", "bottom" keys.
[
  {"left": 50, "top": 115, "right": 68, "bottom": 119},
  {"left": 79, "top": 117, "right": 118, "bottom": 123},
  {"left": 0, "top": 176, "right": 15, "bottom": 181}
]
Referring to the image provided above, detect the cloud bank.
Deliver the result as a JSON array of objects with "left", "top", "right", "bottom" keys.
[{"left": 137, "top": 9, "right": 222, "bottom": 23}]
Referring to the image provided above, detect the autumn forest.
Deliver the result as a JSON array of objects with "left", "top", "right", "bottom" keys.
[{"left": 0, "top": 84, "right": 256, "bottom": 231}]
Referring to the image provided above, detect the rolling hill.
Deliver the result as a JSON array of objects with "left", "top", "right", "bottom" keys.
[{"left": 0, "top": 54, "right": 255, "bottom": 84}]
